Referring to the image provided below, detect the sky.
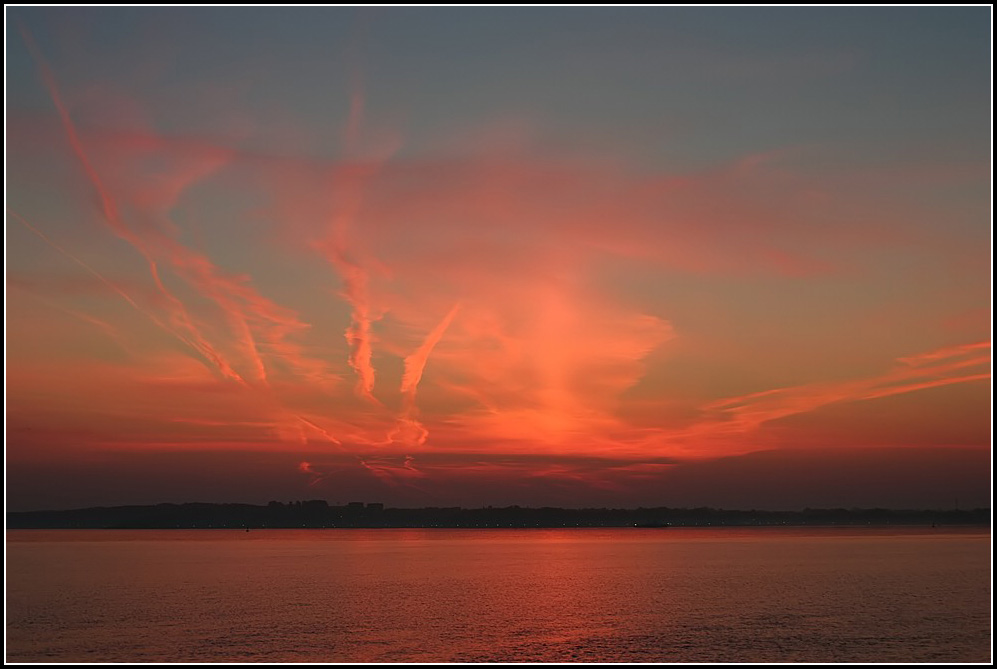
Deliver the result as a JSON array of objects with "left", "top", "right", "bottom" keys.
[{"left": 5, "top": 7, "right": 991, "bottom": 511}]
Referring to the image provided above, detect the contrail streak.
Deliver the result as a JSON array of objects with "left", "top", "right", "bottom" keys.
[
  {"left": 295, "top": 415, "right": 343, "bottom": 446},
  {"left": 8, "top": 208, "right": 238, "bottom": 368},
  {"left": 697, "top": 341, "right": 991, "bottom": 435},
  {"left": 401, "top": 303, "right": 461, "bottom": 404},
  {"left": 388, "top": 303, "right": 461, "bottom": 446},
  {"left": 10, "top": 209, "right": 146, "bottom": 313},
  {"left": 316, "top": 23, "right": 401, "bottom": 405},
  {"left": 19, "top": 24, "right": 245, "bottom": 383},
  {"left": 20, "top": 24, "right": 337, "bottom": 392},
  {"left": 327, "top": 242, "right": 379, "bottom": 402}
]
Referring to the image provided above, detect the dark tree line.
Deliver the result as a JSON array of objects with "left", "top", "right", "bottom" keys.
[{"left": 6, "top": 501, "right": 989, "bottom": 529}]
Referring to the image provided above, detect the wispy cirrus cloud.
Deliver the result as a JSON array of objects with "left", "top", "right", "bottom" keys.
[{"left": 688, "top": 340, "right": 990, "bottom": 442}]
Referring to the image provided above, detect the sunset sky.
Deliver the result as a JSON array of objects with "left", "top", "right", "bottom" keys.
[{"left": 6, "top": 7, "right": 991, "bottom": 511}]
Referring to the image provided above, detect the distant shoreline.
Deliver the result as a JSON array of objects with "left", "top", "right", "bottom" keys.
[
  {"left": 7, "top": 525, "right": 990, "bottom": 531},
  {"left": 6, "top": 502, "right": 990, "bottom": 530}
]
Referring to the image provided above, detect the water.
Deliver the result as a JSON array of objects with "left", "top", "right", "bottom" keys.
[{"left": 5, "top": 527, "right": 991, "bottom": 662}]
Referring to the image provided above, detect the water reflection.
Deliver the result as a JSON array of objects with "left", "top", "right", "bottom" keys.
[{"left": 6, "top": 528, "right": 990, "bottom": 662}]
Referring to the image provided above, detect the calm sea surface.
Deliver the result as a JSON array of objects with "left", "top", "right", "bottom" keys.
[{"left": 5, "top": 527, "right": 991, "bottom": 663}]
